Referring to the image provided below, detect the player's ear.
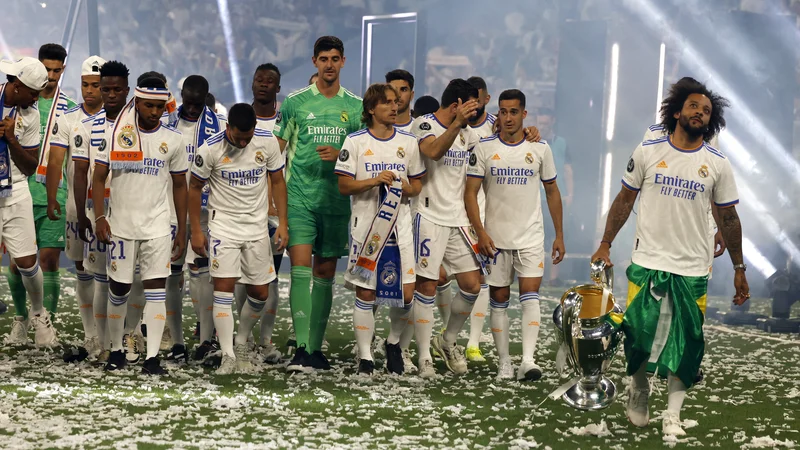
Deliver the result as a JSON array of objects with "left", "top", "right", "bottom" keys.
[
  {"left": 522, "top": 110, "right": 527, "bottom": 120},
  {"left": 341, "top": 55, "right": 346, "bottom": 67},
  {"left": 673, "top": 111, "right": 681, "bottom": 120}
]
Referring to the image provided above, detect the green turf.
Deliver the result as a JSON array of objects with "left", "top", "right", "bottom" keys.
[{"left": 0, "top": 271, "right": 798, "bottom": 449}]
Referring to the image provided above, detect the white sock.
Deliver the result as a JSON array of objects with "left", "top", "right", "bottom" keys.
[
  {"left": 667, "top": 370, "right": 687, "bottom": 418},
  {"left": 435, "top": 281, "right": 452, "bottom": 329},
  {"left": 93, "top": 274, "right": 109, "bottom": 350},
  {"left": 387, "top": 302, "right": 413, "bottom": 345},
  {"left": 354, "top": 297, "right": 375, "bottom": 361},
  {"left": 490, "top": 298, "right": 510, "bottom": 361},
  {"left": 18, "top": 261, "right": 44, "bottom": 314},
  {"left": 213, "top": 291, "right": 235, "bottom": 357},
  {"left": 467, "top": 283, "right": 489, "bottom": 348},
  {"left": 413, "top": 292, "right": 435, "bottom": 362},
  {"left": 193, "top": 267, "right": 214, "bottom": 343},
  {"left": 76, "top": 270, "right": 96, "bottom": 339},
  {"left": 143, "top": 288, "right": 167, "bottom": 359},
  {"left": 631, "top": 360, "right": 649, "bottom": 391},
  {"left": 189, "top": 270, "right": 201, "bottom": 321},
  {"left": 259, "top": 281, "right": 279, "bottom": 345},
  {"left": 520, "top": 292, "right": 541, "bottom": 361},
  {"left": 165, "top": 272, "right": 184, "bottom": 345},
  {"left": 444, "top": 289, "right": 478, "bottom": 345},
  {"left": 108, "top": 289, "right": 129, "bottom": 352},
  {"left": 236, "top": 295, "right": 266, "bottom": 346},
  {"left": 125, "top": 272, "right": 145, "bottom": 335},
  {"left": 398, "top": 308, "right": 415, "bottom": 350},
  {"left": 234, "top": 283, "right": 247, "bottom": 315}
]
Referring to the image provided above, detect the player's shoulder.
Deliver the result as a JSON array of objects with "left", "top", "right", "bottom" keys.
[
  {"left": 412, "top": 114, "right": 437, "bottom": 130},
  {"left": 703, "top": 142, "right": 726, "bottom": 160},
  {"left": 486, "top": 112, "right": 497, "bottom": 124},
  {"left": 253, "top": 127, "right": 277, "bottom": 142},
  {"left": 342, "top": 87, "right": 363, "bottom": 104},
  {"left": 19, "top": 104, "right": 38, "bottom": 121},
  {"left": 215, "top": 112, "right": 227, "bottom": 122},
  {"left": 648, "top": 123, "right": 666, "bottom": 132},
  {"left": 642, "top": 136, "right": 668, "bottom": 147},
  {"left": 158, "top": 123, "right": 183, "bottom": 142},
  {"left": 58, "top": 91, "right": 76, "bottom": 105},
  {"left": 395, "top": 129, "right": 417, "bottom": 141},
  {"left": 63, "top": 104, "right": 82, "bottom": 116},
  {"left": 285, "top": 85, "right": 314, "bottom": 102},
  {"left": 478, "top": 134, "right": 499, "bottom": 145},
  {"left": 81, "top": 108, "right": 105, "bottom": 124},
  {"left": 205, "top": 130, "right": 226, "bottom": 147},
  {"left": 347, "top": 128, "right": 369, "bottom": 140}
]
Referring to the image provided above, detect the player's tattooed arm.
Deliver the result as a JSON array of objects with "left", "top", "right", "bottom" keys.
[
  {"left": 591, "top": 186, "right": 638, "bottom": 267},
  {"left": 188, "top": 176, "right": 208, "bottom": 257},
  {"left": 719, "top": 205, "right": 749, "bottom": 305},
  {"left": 46, "top": 146, "right": 67, "bottom": 220}
]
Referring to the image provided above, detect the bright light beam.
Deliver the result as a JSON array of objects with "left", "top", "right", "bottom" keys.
[
  {"left": 655, "top": 43, "right": 666, "bottom": 123},
  {"left": 743, "top": 237, "right": 777, "bottom": 278},
  {"left": 216, "top": 0, "right": 244, "bottom": 103},
  {"left": 601, "top": 152, "right": 613, "bottom": 215},
  {"left": 606, "top": 43, "right": 619, "bottom": 141}
]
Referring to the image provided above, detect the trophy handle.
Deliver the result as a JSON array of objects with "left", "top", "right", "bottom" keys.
[{"left": 590, "top": 259, "right": 614, "bottom": 292}]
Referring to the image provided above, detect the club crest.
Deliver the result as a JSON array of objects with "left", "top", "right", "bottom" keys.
[
  {"left": 117, "top": 125, "right": 136, "bottom": 149},
  {"left": 698, "top": 164, "right": 709, "bottom": 178},
  {"left": 397, "top": 147, "right": 405, "bottom": 158},
  {"left": 525, "top": 153, "right": 534, "bottom": 164},
  {"left": 159, "top": 142, "right": 168, "bottom": 154},
  {"left": 74, "top": 135, "right": 83, "bottom": 148},
  {"left": 380, "top": 262, "right": 399, "bottom": 287},
  {"left": 365, "top": 233, "right": 381, "bottom": 256},
  {"left": 255, "top": 151, "right": 265, "bottom": 164},
  {"left": 340, "top": 111, "right": 349, "bottom": 123}
]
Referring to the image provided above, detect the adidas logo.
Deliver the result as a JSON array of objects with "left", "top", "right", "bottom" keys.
[
  {"left": 269, "top": 267, "right": 275, "bottom": 273},
  {"left": 266, "top": 309, "right": 277, "bottom": 315},
  {"left": 491, "top": 327, "right": 503, "bottom": 333},
  {"left": 538, "top": 262, "right": 544, "bottom": 269},
  {"left": 491, "top": 153, "right": 501, "bottom": 160},
  {"left": 365, "top": 149, "right": 374, "bottom": 156},
  {"left": 155, "top": 314, "right": 166, "bottom": 321},
  {"left": 80, "top": 304, "right": 92, "bottom": 309},
  {"left": 529, "top": 321, "right": 540, "bottom": 326},
  {"left": 58, "top": 236, "right": 64, "bottom": 242},
  {"left": 108, "top": 314, "right": 120, "bottom": 319},
  {"left": 221, "top": 156, "right": 232, "bottom": 164},
  {"left": 475, "top": 312, "right": 486, "bottom": 318},
  {"left": 294, "top": 311, "right": 306, "bottom": 318},
  {"left": 355, "top": 325, "right": 370, "bottom": 331},
  {"left": 306, "top": 112, "right": 316, "bottom": 120},
  {"left": 407, "top": 268, "right": 414, "bottom": 275},
  {"left": 657, "top": 160, "right": 668, "bottom": 169},
  {"left": 216, "top": 312, "right": 230, "bottom": 318},
  {"left": 416, "top": 319, "right": 430, "bottom": 324}
]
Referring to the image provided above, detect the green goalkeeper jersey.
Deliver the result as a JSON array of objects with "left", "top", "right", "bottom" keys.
[
  {"left": 274, "top": 83, "right": 363, "bottom": 215},
  {"left": 30, "top": 93, "right": 77, "bottom": 206}
]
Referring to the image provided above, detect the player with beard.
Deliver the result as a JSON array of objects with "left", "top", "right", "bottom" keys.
[
  {"left": 274, "top": 36, "right": 363, "bottom": 373},
  {"left": 385, "top": 70, "right": 414, "bottom": 132},
  {"left": 0, "top": 56, "right": 56, "bottom": 347},
  {"left": 44, "top": 55, "right": 106, "bottom": 361},
  {"left": 92, "top": 76, "right": 188, "bottom": 375},
  {"left": 591, "top": 80, "right": 747, "bottom": 437},
  {"left": 73, "top": 60, "right": 131, "bottom": 362}
]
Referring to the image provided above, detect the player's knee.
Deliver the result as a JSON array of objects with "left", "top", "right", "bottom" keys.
[
  {"left": 491, "top": 289, "right": 510, "bottom": 304},
  {"left": 38, "top": 249, "right": 60, "bottom": 271},
  {"left": 194, "top": 257, "right": 209, "bottom": 269},
  {"left": 170, "top": 264, "right": 183, "bottom": 276},
  {"left": 415, "top": 278, "right": 438, "bottom": 297},
  {"left": 248, "top": 286, "right": 269, "bottom": 302},
  {"left": 459, "top": 279, "right": 481, "bottom": 295},
  {"left": 14, "top": 255, "right": 37, "bottom": 271},
  {"left": 356, "top": 288, "right": 376, "bottom": 303},
  {"left": 75, "top": 260, "right": 85, "bottom": 272},
  {"left": 109, "top": 280, "right": 131, "bottom": 297},
  {"left": 142, "top": 278, "right": 166, "bottom": 290}
]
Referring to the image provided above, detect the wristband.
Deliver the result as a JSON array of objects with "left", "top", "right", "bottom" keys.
[{"left": 94, "top": 215, "right": 106, "bottom": 223}]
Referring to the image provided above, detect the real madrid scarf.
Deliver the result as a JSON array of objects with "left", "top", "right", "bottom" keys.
[
  {"left": 459, "top": 226, "right": 490, "bottom": 275},
  {"left": 0, "top": 86, "right": 15, "bottom": 198},
  {"left": 170, "top": 105, "right": 220, "bottom": 210},
  {"left": 35, "top": 86, "right": 71, "bottom": 186},
  {"left": 82, "top": 110, "right": 110, "bottom": 209},
  {"left": 109, "top": 86, "right": 170, "bottom": 170},
  {"left": 351, "top": 179, "right": 404, "bottom": 307}
]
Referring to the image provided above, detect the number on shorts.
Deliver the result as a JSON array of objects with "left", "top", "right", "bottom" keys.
[
  {"left": 212, "top": 239, "right": 221, "bottom": 257},
  {"left": 108, "top": 240, "right": 126, "bottom": 260},
  {"left": 491, "top": 249, "right": 501, "bottom": 265},
  {"left": 419, "top": 238, "right": 431, "bottom": 258},
  {"left": 170, "top": 225, "right": 177, "bottom": 241}
]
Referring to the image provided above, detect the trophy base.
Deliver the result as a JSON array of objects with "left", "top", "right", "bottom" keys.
[{"left": 563, "top": 377, "right": 617, "bottom": 410}]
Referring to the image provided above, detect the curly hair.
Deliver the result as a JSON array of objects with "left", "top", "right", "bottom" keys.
[{"left": 659, "top": 79, "right": 730, "bottom": 142}]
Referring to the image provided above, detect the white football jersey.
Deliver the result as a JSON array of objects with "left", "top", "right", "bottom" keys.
[
  {"left": 469, "top": 112, "right": 497, "bottom": 222},
  {"left": 334, "top": 128, "right": 426, "bottom": 242},
  {"left": 0, "top": 83, "right": 40, "bottom": 207},
  {"left": 410, "top": 113, "right": 481, "bottom": 227},
  {"left": 191, "top": 129, "right": 284, "bottom": 241},
  {"left": 256, "top": 112, "right": 278, "bottom": 132},
  {"left": 622, "top": 136, "right": 739, "bottom": 277},
  {"left": 95, "top": 123, "right": 187, "bottom": 240},
  {"left": 50, "top": 105, "right": 94, "bottom": 220},
  {"left": 467, "top": 135, "right": 556, "bottom": 249},
  {"left": 394, "top": 117, "right": 413, "bottom": 133},
  {"left": 72, "top": 111, "right": 115, "bottom": 220}
]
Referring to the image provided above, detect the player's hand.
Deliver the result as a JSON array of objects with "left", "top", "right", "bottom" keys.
[
  {"left": 1, "top": 117, "right": 16, "bottom": 142},
  {"left": 400, "top": 178, "right": 413, "bottom": 196},
  {"left": 454, "top": 98, "right": 479, "bottom": 127},
  {"left": 552, "top": 236, "right": 565, "bottom": 265},
  {"left": 523, "top": 126, "right": 541, "bottom": 142},
  {"left": 95, "top": 217, "right": 112, "bottom": 244},
  {"left": 590, "top": 242, "right": 613, "bottom": 268},
  {"left": 374, "top": 170, "right": 395, "bottom": 187},
  {"left": 171, "top": 228, "right": 186, "bottom": 262},
  {"left": 316, "top": 146, "right": 339, "bottom": 162},
  {"left": 77, "top": 214, "right": 93, "bottom": 243},
  {"left": 46, "top": 199, "right": 62, "bottom": 221},
  {"left": 191, "top": 230, "right": 208, "bottom": 258},
  {"left": 477, "top": 230, "right": 497, "bottom": 259},
  {"left": 274, "top": 224, "right": 289, "bottom": 253},
  {"left": 713, "top": 231, "right": 726, "bottom": 258},
  {"left": 733, "top": 269, "right": 750, "bottom": 305}
]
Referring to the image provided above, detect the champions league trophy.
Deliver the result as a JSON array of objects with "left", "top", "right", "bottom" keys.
[{"left": 552, "top": 260, "right": 623, "bottom": 410}]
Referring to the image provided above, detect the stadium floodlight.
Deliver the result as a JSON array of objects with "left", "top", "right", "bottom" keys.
[
  {"left": 605, "top": 43, "right": 619, "bottom": 141},
  {"left": 655, "top": 43, "right": 666, "bottom": 123},
  {"left": 600, "top": 152, "right": 613, "bottom": 216},
  {"left": 216, "top": 0, "right": 244, "bottom": 103}
]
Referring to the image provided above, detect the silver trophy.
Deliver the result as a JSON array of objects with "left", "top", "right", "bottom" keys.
[{"left": 552, "top": 260, "right": 623, "bottom": 410}]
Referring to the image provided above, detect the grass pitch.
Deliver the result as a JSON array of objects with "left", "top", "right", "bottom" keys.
[{"left": 1, "top": 271, "right": 798, "bottom": 449}]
